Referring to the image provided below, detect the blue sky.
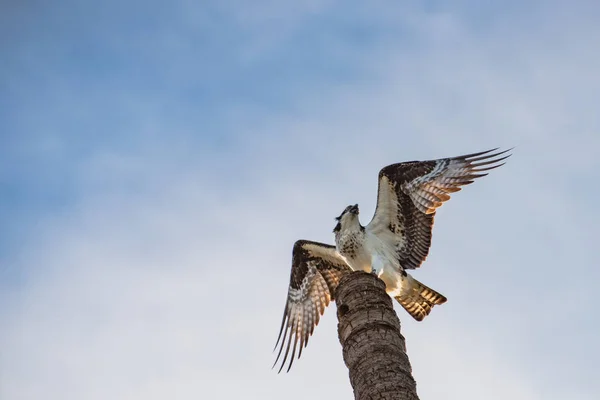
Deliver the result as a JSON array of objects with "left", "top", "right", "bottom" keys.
[{"left": 1, "top": 1, "right": 599, "bottom": 399}]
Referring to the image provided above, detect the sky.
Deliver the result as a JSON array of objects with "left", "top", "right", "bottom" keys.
[{"left": 1, "top": 1, "right": 599, "bottom": 399}]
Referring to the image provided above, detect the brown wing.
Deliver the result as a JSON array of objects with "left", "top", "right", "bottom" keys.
[
  {"left": 273, "top": 240, "right": 351, "bottom": 373},
  {"left": 366, "top": 148, "right": 511, "bottom": 270}
]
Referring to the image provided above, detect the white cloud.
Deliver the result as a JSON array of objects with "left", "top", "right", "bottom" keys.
[{"left": 2, "top": 2, "right": 599, "bottom": 400}]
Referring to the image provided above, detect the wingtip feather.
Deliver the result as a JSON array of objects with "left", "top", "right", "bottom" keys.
[{"left": 464, "top": 147, "right": 512, "bottom": 163}]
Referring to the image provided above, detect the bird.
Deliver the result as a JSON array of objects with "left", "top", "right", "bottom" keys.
[{"left": 273, "top": 148, "right": 511, "bottom": 372}]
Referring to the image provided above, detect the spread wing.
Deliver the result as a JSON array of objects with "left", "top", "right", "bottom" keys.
[
  {"left": 273, "top": 240, "right": 351, "bottom": 373},
  {"left": 366, "top": 148, "right": 511, "bottom": 270}
]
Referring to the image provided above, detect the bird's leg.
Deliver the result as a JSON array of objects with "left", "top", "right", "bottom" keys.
[{"left": 370, "top": 256, "right": 382, "bottom": 277}]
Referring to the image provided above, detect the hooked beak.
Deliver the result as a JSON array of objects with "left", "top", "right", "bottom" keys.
[{"left": 349, "top": 204, "right": 359, "bottom": 214}]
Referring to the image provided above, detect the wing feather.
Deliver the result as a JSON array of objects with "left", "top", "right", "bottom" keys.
[
  {"left": 273, "top": 240, "right": 351, "bottom": 373},
  {"left": 366, "top": 148, "right": 511, "bottom": 270}
]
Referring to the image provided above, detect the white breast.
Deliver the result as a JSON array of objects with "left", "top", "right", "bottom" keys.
[
  {"left": 364, "top": 232, "right": 398, "bottom": 267},
  {"left": 335, "top": 231, "right": 370, "bottom": 272},
  {"left": 364, "top": 231, "right": 405, "bottom": 292}
]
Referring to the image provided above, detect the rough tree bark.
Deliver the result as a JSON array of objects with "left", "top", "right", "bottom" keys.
[{"left": 335, "top": 271, "right": 419, "bottom": 400}]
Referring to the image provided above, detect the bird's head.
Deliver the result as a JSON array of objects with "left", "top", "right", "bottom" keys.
[{"left": 333, "top": 204, "right": 360, "bottom": 233}]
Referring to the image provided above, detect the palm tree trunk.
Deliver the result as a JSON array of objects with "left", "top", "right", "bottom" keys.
[{"left": 335, "top": 271, "right": 419, "bottom": 400}]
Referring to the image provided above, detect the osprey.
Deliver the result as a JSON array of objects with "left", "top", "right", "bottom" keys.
[{"left": 273, "top": 148, "right": 511, "bottom": 372}]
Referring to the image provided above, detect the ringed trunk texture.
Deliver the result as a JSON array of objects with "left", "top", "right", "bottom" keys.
[{"left": 335, "top": 271, "right": 419, "bottom": 400}]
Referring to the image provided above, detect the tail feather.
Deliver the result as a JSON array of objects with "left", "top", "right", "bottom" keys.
[{"left": 394, "top": 275, "right": 446, "bottom": 321}]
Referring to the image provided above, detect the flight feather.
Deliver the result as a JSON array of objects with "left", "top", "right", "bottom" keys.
[
  {"left": 366, "top": 148, "right": 511, "bottom": 269},
  {"left": 273, "top": 240, "right": 351, "bottom": 373}
]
